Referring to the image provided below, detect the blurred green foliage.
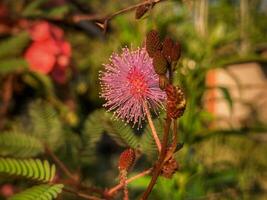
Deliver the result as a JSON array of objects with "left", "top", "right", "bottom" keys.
[{"left": 0, "top": 0, "right": 267, "bottom": 199}]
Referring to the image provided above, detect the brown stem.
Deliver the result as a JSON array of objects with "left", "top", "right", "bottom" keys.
[
  {"left": 141, "top": 117, "right": 172, "bottom": 200},
  {"left": 72, "top": 0, "right": 168, "bottom": 32},
  {"left": 107, "top": 168, "right": 152, "bottom": 196},
  {"left": 141, "top": 69, "right": 174, "bottom": 199},
  {"left": 44, "top": 145, "right": 78, "bottom": 183},
  {"left": 143, "top": 101, "right": 162, "bottom": 152},
  {"left": 45, "top": 145, "right": 106, "bottom": 198},
  {"left": 173, "top": 120, "right": 178, "bottom": 147}
]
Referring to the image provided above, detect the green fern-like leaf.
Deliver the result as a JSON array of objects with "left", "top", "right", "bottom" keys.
[
  {"left": 103, "top": 119, "right": 139, "bottom": 148},
  {"left": 81, "top": 109, "right": 106, "bottom": 157},
  {"left": 28, "top": 101, "right": 64, "bottom": 151},
  {"left": 0, "top": 158, "right": 56, "bottom": 182},
  {"left": 0, "top": 132, "right": 44, "bottom": 158},
  {"left": 22, "top": 71, "right": 56, "bottom": 97},
  {"left": 82, "top": 109, "right": 139, "bottom": 157},
  {"left": 9, "top": 184, "right": 64, "bottom": 200}
]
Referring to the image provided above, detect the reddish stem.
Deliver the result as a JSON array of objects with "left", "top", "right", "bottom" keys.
[
  {"left": 107, "top": 168, "right": 152, "bottom": 196},
  {"left": 143, "top": 101, "right": 162, "bottom": 152}
]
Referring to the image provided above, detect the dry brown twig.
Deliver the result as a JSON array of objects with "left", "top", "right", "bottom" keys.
[{"left": 72, "top": 0, "right": 168, "bottom": 32}]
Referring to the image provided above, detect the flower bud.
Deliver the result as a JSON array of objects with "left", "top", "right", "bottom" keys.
[
  {"left": 118, "top": 148, "right": 136, "bottom": 171},
  {"left": 162, "top": 37, "right": 174, "bottom": 63},
  {"left": 162, "top": 37, "right": 181, "bottom": 63},
  {"left": 146, "top": 30, "right": 162, "bottom": 57},
  {"left": 166, "top": 84, "right": 186, "bottom": 119},
  {"left": 159, "top": 75, "right": 169, "bottom": 90},
  {"left": 161, "top": 156, "right": 179, "bottom": 179},
  {"left": 152, "top": 50, "right": 168, "bottom": 75}
]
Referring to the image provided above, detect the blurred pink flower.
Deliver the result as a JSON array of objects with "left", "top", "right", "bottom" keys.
[
  {"left": 100, "top": 47, "right": 165, "bottom": 126},
  {"left": 29, "top": 21, "right": 63, "bottom": 41},
  {"left": 25, "top": 21, "right": 71, "bottom": 84},
  {"left": 24, "top": 41, "right": 56, "bottom": 74}
]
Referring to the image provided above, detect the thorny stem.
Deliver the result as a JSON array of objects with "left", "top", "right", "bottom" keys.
[
  {"left": 143, "top": 101, "right": 162, "bottom": 152},
  {"left": 107, "top": 168, "right": 152, "bottom": 196}
]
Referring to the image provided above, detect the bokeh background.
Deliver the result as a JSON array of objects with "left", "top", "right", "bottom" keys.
[{"left": 0, "top": 0, "right": 267, "bottom": 199}]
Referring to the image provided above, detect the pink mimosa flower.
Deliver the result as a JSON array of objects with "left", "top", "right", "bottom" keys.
[{"left": 100, "top": 47, "right": 166, "bottom": 127}]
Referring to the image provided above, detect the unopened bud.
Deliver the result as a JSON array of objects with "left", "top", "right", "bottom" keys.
[
  {"left": 153, "top": 51, "right": 168, "bottom": 75},
  {"left": 146, "top": 30, "right": 162, "bottom": 57},
  {"left": 162, "top": 37, "right": 174, "bottom": 63},
  {"left": 166, "top": 84, "right": 186, "bottom": 119},
  {"left": 118, "top": 148, "right": 136, "bottom": 171},
  {"left": 159, "top": 75, "right": 169, "bottom": 90},
  {"left": 162, "top": 37, "right": 181, "bottom": 63},
  {"left": 161, "top": 156, "right": 179, "bottom": 179}
]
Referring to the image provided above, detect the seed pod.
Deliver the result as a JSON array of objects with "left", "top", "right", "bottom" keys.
[
  {"left": 166, "top": 84, "right": 186, "bottom": 119},
  {"left": 135, "top": 4, "right": 149, "bottom": 19},
  {"left": 159, "top": 74, "right": 169, "bottom": 90},
  {"left": 152, "top": 50, "right": 168, "bottom": 75},
  {"left": 146, "top": 30, "right": 162, "bottom": 57},
  {"left": 118, "top": 148, "right": 136, "bottom": 171}
]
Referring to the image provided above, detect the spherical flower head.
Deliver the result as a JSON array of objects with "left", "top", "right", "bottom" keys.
[{"left": 100, "top": 47, "right": 166, "bottom": 127}]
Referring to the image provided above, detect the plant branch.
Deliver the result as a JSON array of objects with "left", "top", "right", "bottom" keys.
[
  {"left": 72, "top": 0, "right": 168, "bottom": 32},
  {"left": 45, "top": 145, "right": 106, "bottom": 198},
  {"left": 107, "top": 168, "right": 152, "bottom": 196},
  {"left": 141, "top": 117, "right": 172, "bottom": 200},
  {"left": 172, "top": 120, "right": 178, "bottom": 148},
  {"left": 44, "top": 145, "right": 78, "bottom": 183},
  {"left": 141, "top": 69, "right": 174, "bottom": 199},
  {"left": 143, "top": 101, "right": 162, "bottom": 152},
  {"left": 73, "top": 0, "right": 166, "bottom": 22}
]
